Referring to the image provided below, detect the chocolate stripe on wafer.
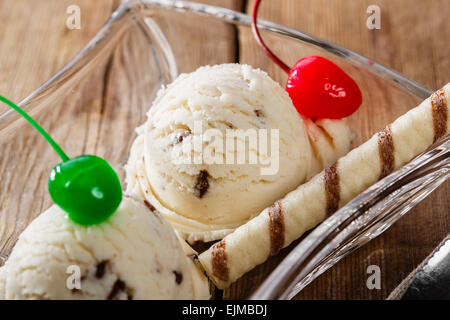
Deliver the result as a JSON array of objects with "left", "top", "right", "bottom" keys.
[
  {"left": 431, "top": 89, "right": 448, "bottom": 142},
  {"left": 324, "top": 162, "right": 340, "bottom": 216},
  {"left": 377, "top": 125, "right": 395, "bottom": 179},
  {"left": 211, "top": 240, "right": 229, "bottom": 282},
  {"left": 268, "top": 201, "right": 284, "bottom": 256}
]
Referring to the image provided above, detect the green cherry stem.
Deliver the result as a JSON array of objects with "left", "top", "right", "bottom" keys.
[
  {"left": 0, "top": 95, "right": 70, "bottom": 162},
  {"left": 0, "top": 95, "right": 122, "bottom": 226}
]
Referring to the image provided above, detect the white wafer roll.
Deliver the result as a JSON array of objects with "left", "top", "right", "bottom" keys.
[{"left": 199, "top": 83, "right": 450, "bottom": 289}]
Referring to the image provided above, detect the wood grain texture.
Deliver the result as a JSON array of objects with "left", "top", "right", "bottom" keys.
[
  {"left": 0, "top": 0, "right": 449, "bottom": 301},
  {"left": 0, "top": 0, "right": 117, "bottom": 257}
]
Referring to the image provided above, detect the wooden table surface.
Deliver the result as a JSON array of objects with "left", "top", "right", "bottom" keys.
[{"left": 0, "top": 0, "right": 448, "bottom": 300}]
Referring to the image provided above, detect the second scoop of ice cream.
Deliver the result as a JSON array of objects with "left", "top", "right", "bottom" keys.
[
  {"left": 126, "top": 64, "right": 352, "bottom": 242},
  {"left": 0, "top": 196, "right": 209, "bottom": 300}
]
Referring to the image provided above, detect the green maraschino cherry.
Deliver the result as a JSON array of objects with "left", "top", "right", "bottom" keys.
[{"left": 0, "top": 95, "right": 122, "bottom": 225}]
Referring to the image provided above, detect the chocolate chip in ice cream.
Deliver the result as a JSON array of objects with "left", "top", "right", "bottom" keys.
[
  {"left": 173, "top": 130, "right": 191, "bottom": 145},
  {"left": 143, "top": 199, "right": 157, "bottom": 213},
  {"left": 95, "top": 260, "right": 109, "bottom": 279},
  {"left": 194, "top": 170, "right": 210, "bottom": 198},
  {"left": 188, "top": 252, "right": 199, "bottom": 263},
  {"left": 143, "top": 199, "right": 163, "bottom": 220},
  {"left": 107, "top": 279, "right": 133, "bottom": 300},
  {"left": 254, "top": 109, "right": 264, "bottom": 118},
  {"left": 173, "top": 270, "right": 183, "bottom": 285}
]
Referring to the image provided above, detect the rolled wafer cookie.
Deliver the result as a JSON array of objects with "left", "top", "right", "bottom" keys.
[{"left": 199, "top": 83, "right": 450, "bottom": 289}]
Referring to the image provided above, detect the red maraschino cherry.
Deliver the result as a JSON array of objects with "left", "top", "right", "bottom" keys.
[
  {"left": 251, "top": 0, "right": 362, "bottom": 119},
  {"left": 286, "top": 56, "right": 362, "bottom": 119}
]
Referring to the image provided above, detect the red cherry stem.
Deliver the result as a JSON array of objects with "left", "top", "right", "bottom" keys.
[{"left": 251, "top": 0, "right": 291, "bottom": 74}]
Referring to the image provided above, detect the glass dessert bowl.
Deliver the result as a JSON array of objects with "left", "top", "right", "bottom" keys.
[{"left": 0, "top": 0, "right": 448, "bottom": 299}]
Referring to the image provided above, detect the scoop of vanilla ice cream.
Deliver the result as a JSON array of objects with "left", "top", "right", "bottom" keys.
[
  {"left": 0, "top": 196, "right": 209, "bottom": 300},
  {"left": 126, "top": 64, "right": 353, "bottom": 243},
  {"left": 126, "top": 64, "right": 313, "bottom": 242}
]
